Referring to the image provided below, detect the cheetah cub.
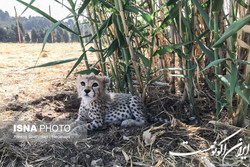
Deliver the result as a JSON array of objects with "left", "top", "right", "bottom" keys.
[{"left": 71, "top": 73, "right": 145, "bottom": 131}]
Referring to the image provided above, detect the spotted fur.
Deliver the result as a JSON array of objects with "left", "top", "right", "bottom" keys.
[{"left": 71, "top": 73, "right": 145, "bottom": 132}]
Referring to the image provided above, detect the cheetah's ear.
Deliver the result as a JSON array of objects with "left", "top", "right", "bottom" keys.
[
  {"left": 102, "top": 76, "right": 110, "bottom": 89},
  {"left": 89, "top": 72, "right": 95, "bottom": 76}
]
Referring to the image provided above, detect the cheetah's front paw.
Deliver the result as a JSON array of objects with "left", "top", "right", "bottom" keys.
[
  {"left": 70, "top": 125, "right": 87, "bottom": 134},
  {"left": 121, "top": 119, "right": 136, "bottom": 128},
  {"left": 121, "top": 119, "right": 145, "bottom": 127}
]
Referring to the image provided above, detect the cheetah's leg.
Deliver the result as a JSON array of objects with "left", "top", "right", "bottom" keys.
[
  {"left": 71, "top": 118, "right": 104, "bottom": 131},
  {"left": 70, "top": 115, "right": 87, "bottom": 130},
  {"left": 121, "top": 96, "right": 145, "bottom": 127},
  {"left": 121, "top": 119, "right": 145, "bottom": 127}
]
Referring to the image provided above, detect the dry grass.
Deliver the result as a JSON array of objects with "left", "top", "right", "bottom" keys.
[{"left": 0, "top": 43, "right": 96, "bottom": 121}]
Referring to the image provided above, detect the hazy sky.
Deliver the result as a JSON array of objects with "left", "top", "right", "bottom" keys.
[{"left": 0, "top": 0, "right": 74, "bottom": 20}]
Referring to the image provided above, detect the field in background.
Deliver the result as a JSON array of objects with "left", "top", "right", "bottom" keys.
[{"left": 0, "top": 43, "right": 96, "bottom": 121}]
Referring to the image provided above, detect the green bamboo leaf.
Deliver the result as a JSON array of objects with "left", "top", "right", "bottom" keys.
[
  {"left": 54, "top": 0, "right": 74, "bottom": 13},
  {"left": 90, "top": 57, "right": 102, "bottom": 69},
  {"left": 153, "top": 41, "right": 194, "bottom": 56},
  {"left": 166, "top": 0, "right": 179, "bottom": 6},
  {"left": 66, "top": 53, "right": 86, "bottom": 78},
  {"left": 17, "top": 0, "right": 77, "bottom": 35},
  {"left": 217, "top": 75, "right": 248, "bottom": 104},
  {"left": 230, "top": 65, "right": 238, "bottom": 100},
  {"left": 131, "top": 25, "right": 151, "bottom": 45},
  {"left": 240, "top": 83, "right": 250, "bottom": 90},
  {"left": 175, "top": 49, "right": 187, "bottom": 59},
  {"left": 156, "top": 5, "right": 178, "bottom": 32},
  {"left": 76, "top": 69, "right": 100, "bottom": 75},
  {"left": 20, "top": 0, "right": 35, "bottom": 16},
  {"left": 237, "top": 0, "right": 247, "bottom": 8},
  {"left": 108, "top": 58, "right": 121, "bottom": 90},
  {"left": 136, "top": 52, "right": 150, "bottom": 67},
  {"left": 196, "top": 38, "right": 214, "bottom": 61},
  {"left": 235, "top": 85, "right": 249, "bottom": 104},
  {"left": 214, "top": 15, "right": 250, "bottom": 47},
  {"left": 202, "top": 58, "right": 227, "bottom": 71},
  {"left": 88, "top": 47, "right": 105, "bottom": 52},
  {"left": 154, "top": 45, "right": 174, "bottom": 56},
  {"left": 191, "top": 0, "right": 213, "bottom": 30},
  {"left": 157, "top": 64, "right": 196, "bottom": 72},
  {"left": 174, "top": 40, "right": 194, "bottom": 50},
  {"left": 113, "top": 16, "right": 127, "bottom": 48},
  {"left": 81, "top": 34, "right": 92, "bottom": 38},
  {"left": 38, "top": 16, "right": 74, "bottom": 67},
  {"left": 151, "top": 75, "right": 163, "bottom": 84},
  {"left": 98, "top": 0, "right": 115, "bottom": 9},
  {"left": 182, "top": 14, "right": 192, "bottom": 36},
  {"left": 27, "top": 58, "right": 77, "bottom": 70},
  {"left": 225, "top": 48, "right": 236, "bottom": 59},
  {"left": 211, "top": 0, "right": 223, "bottom": 12},
  {"left": 92, "top": 0, "right": 99, "bottom": 6},
  {"left": 86, "top": 14, "right": 113, "bottom": 45},
  {"left": 41, "top": 21, "right": 62, "bottom": 53},
  {"left": 78, "top": 0, "right": 91, "bottom": 15},
  {"left": 124, "top": 6, "right": 154, "bottom": 27},
  {"left": 235, "top": 59, "right": 250, "bottom": 65},
  {"left": 218, "top": 75, "right": 230, "bottom": 86},
  {"left": 157, "top": 68, "right": 184, "bottom": 71},
  {"left": 104, "top": 39, "right": 118, "bottom": 58},
  {"left": 203, "top": 71, "right": 215, "bottom": 91},
  {"left": 170, "top": 74, "right": 186, "bottom": 78},
  {"left": 109, "top": 59, "right": 115, "bottom": 76},
  {"left": 67, "top": 0, "right": 76, "bottom": 9}
]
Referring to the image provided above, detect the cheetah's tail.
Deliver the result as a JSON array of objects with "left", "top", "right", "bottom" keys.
[{"left": 146, "top": 114, "right": 171, "bottom": 126}]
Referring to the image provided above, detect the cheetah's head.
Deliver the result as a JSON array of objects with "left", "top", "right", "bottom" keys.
[{"left": 76, "top": 73, "right": 110, "bottom": 102}]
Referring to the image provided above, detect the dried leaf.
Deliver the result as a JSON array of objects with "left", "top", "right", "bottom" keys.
[
  {"left": 237, "top": 39, "right": 250, "bottom": 49},
  {"left": 154, "top": 159, "right": 163, "bottom": 167},
  {"left": 241, "top": 25, "right": 250, "bottom": 33},
  {"left": 122, "top": 149, "right": 130, "bottom": 163},
  {"left": 143, "top": 128, "right": 155, "bottom": 146},
  {"left": 143, "top": 128, "right": 165, "bottom": 146},
  {"left": 122, "top": 135, "right": 130, "bottom": 141}
]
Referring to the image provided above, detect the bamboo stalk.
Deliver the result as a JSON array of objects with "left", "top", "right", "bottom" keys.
[
  {"left": 14, "top": 6, "right": 21, "bottom": 43},
  {"left": 49, "top": 6, "right": 54, "bottom": 43},
  {"left": 233, "top": 2, "right": 250, "bottom": 126},
  {"left": 74, "top": 14, "right": 89, "bottom": 70},
  {"left": 97, "top": 7, "right": 121, "bottom": 90},
  {"left": 178, "top": 1, "right": 185, "bottom": 93},
  {"left": 184, "top": 0, "right": 194, "bottom": 114},
  {"left": 233, "top": 52, "right": 250, "bottom": 126},
  {"left": 86, "top": 6, "right": 103, "bottom": 72},
  {"left": 117, "top": 0, "right": 144, "bottom": 91},
  {"left": 170, "top": 16, "right": 176, "bottom": 94},
  {"left": 90, "top": 0, "right": 106, "bottom": 75},
  {"left": 213, "top": 11, "right": 221, "bottom": 118}
]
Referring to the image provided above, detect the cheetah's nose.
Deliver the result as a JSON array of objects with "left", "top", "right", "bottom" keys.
[{"left": 84, "top": 89, "right": 91, "bottom": 94}]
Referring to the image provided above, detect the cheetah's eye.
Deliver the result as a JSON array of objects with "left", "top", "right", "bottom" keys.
[
  {"left": 81, "top": 81, "right": 85, "bottom": 86},
  {"left": 92, "top": 83, "right": 98, "bottom": 87}
]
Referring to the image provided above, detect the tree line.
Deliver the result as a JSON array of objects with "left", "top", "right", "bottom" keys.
[{"left": 0, "top": 9, "right": 90, "bottom": 43}]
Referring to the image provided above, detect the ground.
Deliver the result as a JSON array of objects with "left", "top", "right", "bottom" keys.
[{"left": 0, "top": 43, "right": 249, "bottom": 167}]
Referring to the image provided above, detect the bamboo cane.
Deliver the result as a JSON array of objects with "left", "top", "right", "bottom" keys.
[
  {"left": 86, "top": 6, "right": 103, "bottom": 72},
  {"left": 117, "top": 0, "right": 144, "bottom": 91},
  {"left": 14, "top": 6, "right": 21, "bottom": 43},
  {"left": 49, "top": 6, "right": 54, "bottom": 43}
]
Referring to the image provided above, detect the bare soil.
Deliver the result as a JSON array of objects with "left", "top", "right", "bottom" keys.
[{"left": 0, "top": 43, "right": 249, "bottom": 167}]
